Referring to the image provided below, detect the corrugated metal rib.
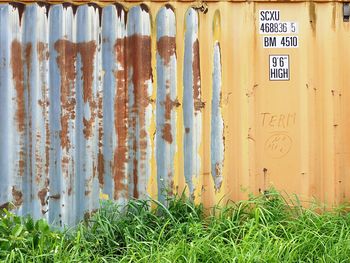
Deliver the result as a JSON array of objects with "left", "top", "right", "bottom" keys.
[
  {"left": 183, "top": 8, "right": 202, "bottom": 197},
  {"left": 156, "top": 5, "right": 177, "bottom": 204},
  {"left": 211, "top": 9, "right": 224, "bottom": 192}
]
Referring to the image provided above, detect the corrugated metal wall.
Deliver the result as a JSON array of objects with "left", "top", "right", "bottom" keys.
[{"left": 1, "top": 1, "right": 350, "bottom": 226}]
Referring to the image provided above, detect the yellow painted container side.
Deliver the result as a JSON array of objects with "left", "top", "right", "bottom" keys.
[{"left": 1, "top": 1, "right": 349, "bottom": 226}]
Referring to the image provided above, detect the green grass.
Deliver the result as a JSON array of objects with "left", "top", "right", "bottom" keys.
[{"left": 2, "top": 190, "right": 350, "bottom": 262}]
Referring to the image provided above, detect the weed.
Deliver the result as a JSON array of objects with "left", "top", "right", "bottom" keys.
[{"left": 1, "top": 189, "right": 350, "bottom": 262}]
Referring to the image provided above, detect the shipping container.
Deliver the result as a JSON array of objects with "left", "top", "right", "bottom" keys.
[{"left": 0, "top": 0, "right": 349, "bottom": 226}]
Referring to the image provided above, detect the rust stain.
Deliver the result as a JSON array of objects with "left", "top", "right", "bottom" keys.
[
  {"left": 157, "top": 36, "right": 176, "bottom": 66},
  {"left": 37, "top": 42, "right": 49, "bottom": 62},
  {"left": 78, "top": 41, "right": 97, "bottom": 104},
  {"left": 55, "top": 40, "right": 77, "bottom": 150},
  {"left": 12, "top": 186, "right": 23, "bottom": 207},
  {"left": 162, "top": 123, "right": 173, "bottom": 144},
  {"left": 309, "top": 2, "right": 317, "bottom": 32},
  {"left": 162, "top": 95, "right": 180, "bottom": 144},
  {"left": 113, "top": 37, "right": 128, "bottom": 199},
  {"left": 54, "top": 39, "right": 97, "bottom": 148},
  {"left": 127, "top": 34, "right": 152, "bottom": 199},
  {"left": 215, "top": 162, "right": 221, "bottom": 178},
  {"left": 79, "top": 41, "right": 97, "bottom": 140},
  {"left": 37, "top": 188, "right": 48, "bottom": 206},
  {"left": 192, "top": 39, "right": 204, "bottom": 113},
  {"left": 62, "top": 156, "right": 69, "bottom": 164}
]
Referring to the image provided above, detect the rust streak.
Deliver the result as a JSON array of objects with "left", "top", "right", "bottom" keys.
[
  {"left": 127, "top": 34, "right": 152, "bottom": 199},
  {"left": 97, "top": 91, "right": 104, "bottom": 187},
  {"left": 79, "top": 41, "right": 97, "bottom": 140},
  {"left": 97, "top": 152, "right": 104, "bottom": 187},
  {"left": 54, "top": 39, "right": 97, "bottom": 146},
  {"left": 10, "top": 40, "right": 28, "bottom": 177},
  {"left": 113, "top": 37, "right": 128, "bottom": 199},
  {"left": 11, "top": 40, "right": 25, "bottom": 133},
  {"left": 78, "top": 41, "right": 97, "bottom": 104},
  {"left": 55, "top": 40, "right": 77, "bottom": 150}
]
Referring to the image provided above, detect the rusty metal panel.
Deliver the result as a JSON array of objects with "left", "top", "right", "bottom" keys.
[
  {"left": 156, "top": 5, "right": 177, "bottom": 203},
  {"left": 2, "top": 2, "right": 350, "bottom": 225}
]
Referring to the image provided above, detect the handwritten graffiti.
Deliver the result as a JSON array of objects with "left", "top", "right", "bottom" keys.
[{"left": 265, "top": 133, "right": 292, "bottom": 158}]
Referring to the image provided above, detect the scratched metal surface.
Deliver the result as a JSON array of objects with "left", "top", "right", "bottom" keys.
[{"left": 1, "top": 2, "right": 350, "bottom": 226}]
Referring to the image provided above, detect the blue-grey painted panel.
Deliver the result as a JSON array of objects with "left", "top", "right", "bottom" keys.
[{"left": 0, "top": 3, "right": 220, "bottom": 226}]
